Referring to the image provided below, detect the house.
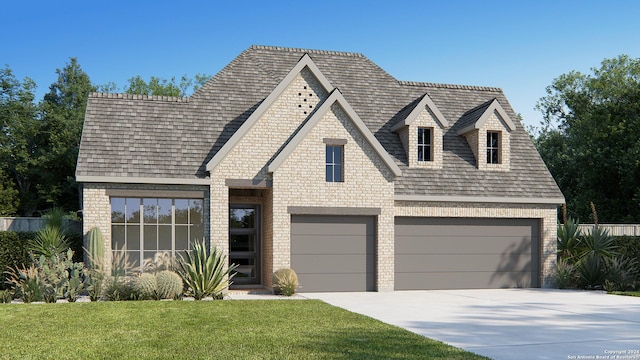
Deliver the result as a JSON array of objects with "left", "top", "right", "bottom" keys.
[{"left": 76, "top": 45, "right": 564, "bottom": 292}]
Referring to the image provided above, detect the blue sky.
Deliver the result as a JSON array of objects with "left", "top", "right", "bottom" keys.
[{"left": 3, "top": 0, "right": 639, "bottom": 129}]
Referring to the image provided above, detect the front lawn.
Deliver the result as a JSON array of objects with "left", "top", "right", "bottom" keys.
[{"left": 0, "top": 300, "right": 486, "bottom": 359}]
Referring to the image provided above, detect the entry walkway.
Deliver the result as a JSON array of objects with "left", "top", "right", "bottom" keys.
[{"left": 304, "top": 289, "right": 640, "bottom": 360}]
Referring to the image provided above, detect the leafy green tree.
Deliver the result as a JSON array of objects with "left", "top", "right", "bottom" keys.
[
  {"left": 40, "top": 58, "right": 96, "bottom": 213},
  {"left": 535, "top": 55, "right": 640, "bottom": 222},
  {"left": 125, "top": 73, "right": 210, "bottom": 97},
  {"left": 0, "top": 65, "right": 44, "bottom": 215}
]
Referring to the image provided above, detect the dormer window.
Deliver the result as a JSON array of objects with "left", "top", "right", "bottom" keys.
[
  {"left": 417, "top": 127, "right": 433, "bottom": 162},
  {"left": 326, "top": 144, "right": 344, "bottom": 182},
  {"left": 487, "top": 131, "right": 500, "bottom": 164}
]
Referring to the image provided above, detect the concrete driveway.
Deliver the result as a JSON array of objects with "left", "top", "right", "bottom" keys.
[{"left": 303, "top": 289, "right": 640, "bottom": 360}]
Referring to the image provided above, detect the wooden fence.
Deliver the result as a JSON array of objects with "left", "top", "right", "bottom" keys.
[
  {"left": 0, "top": 217, "right": 81, "bottom": 233},
  {"left": 577, "top": 224, "right": 640, "bottom": 237}
]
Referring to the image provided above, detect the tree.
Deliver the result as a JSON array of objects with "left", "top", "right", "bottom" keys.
[
  {"left": 124, "top": 73, "right": 210, "bottom": 97},
  {"left": 40, "top": 58, "right": 96, "bottom": 213},
  {"left": 535, "top": 55, "right": 640, "bottom": 222},
  {"left": 0, "top": 65, "right": 44, "bottom": 215}
]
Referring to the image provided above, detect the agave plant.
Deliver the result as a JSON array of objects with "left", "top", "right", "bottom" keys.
[
  {"left": 29, "top": 226, "right": 70, "bottom": 258},
  {"left": 557, "top": 218, "right": 581, "bottom": 261},
  {"left": 578, "top": 226, "right": 618, "bottom": 262},
  {"left": 177, "top": 239, "right": 238, "bottom": 300}
]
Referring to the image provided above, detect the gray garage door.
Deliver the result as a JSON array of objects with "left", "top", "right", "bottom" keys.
[
  {"left": 291, "top": 215, "right": 375, "bottom": 292},
  {"left": 395, "top": 217, "right": 540, "bottom": 290}
]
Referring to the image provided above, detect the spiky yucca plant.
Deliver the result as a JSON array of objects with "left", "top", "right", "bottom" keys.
[{"left": 177, "top": 240, "right": 237, "bottom": 300}]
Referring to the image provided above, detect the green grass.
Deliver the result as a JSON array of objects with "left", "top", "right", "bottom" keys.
[
  {"left": 0, "top": 300, "right": 487, "bottom": 359},
  {"left": 609, "top": 291, "right": 640, "bottom": 297}
]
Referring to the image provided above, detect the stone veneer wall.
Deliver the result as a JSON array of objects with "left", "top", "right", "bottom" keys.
[
  {"left": 82, "top": 183, "right": 210, "bottom": 272},
  {"left": 273, "top": 103, "right": 396, "bottom": 291},
  {"left": 394, "top": 201, "right": 558, "bottom": 287}
]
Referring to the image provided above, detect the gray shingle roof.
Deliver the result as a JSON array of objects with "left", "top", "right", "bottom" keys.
[{"left": 76, "top": 45, "right": 563, "bottom": 200}]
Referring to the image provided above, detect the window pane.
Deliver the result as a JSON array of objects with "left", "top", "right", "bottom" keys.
[
  {"left": 126, "top": 198, "right": 140, "bottom": 223},
  {"left": 112, "top": 225, "right": 125, "bottom": 250},
  {"left": 418, "top": 147, "right": 424, "bottom": 161},
  {"left": 334, "top": 164, "right": 342, "bottom": 182},
  {"left": 417, "top": 128, "right": 424, "bottom": 145},
  {"left": 144, "top": 225, "right": 157, "bottom": 250},
  {"left": 175, "top": 199, "right": 189, "bottom": 224},
  {"left": 326, "top": 146, "right": 333, "bottom": 163},
  {"left": 334, "top": 146, "right": 342, "bottom": 165},
  {"left": 126, "top": 225, "right": 140, "bottom": 250},
  {"left": 158, "top": 225, "right": 172, "bottom": 250},
  {"left": 127, "top": 252, "right": 140, "bottom": 269},
  {"left": 326, "top": 165, "right": 333, "bottom": 182},
  {"left": 191, "top": 224, "right": 203, "bottom": 245},
  {"left": 111, "top": 198, "right": 125, "bottom": 223},
  {"left": 176, "top": 234, "right": 189, "bottom": 252},
  {"left": 230, "top": 209, "right": 255, "bottom": 229},
  {"left": 230, "top": 234, "right": 255, "bottom": 252},
  {"left": 190, "top": 199, "right": 203, "bottom": 225},
  {"left": 230, "top": 257, "right": 255, "bottom": 278},
  {"left": 144, "top": 251, "right": 157, "bottom": 262},
  {"left": 158, "top": 199, "right": 172, "bottom": 224},
  {"left": 175, "top": 225, "right": 189, "bottom": 250},
  {"left": 143, "top": 198, "right": 157, "bottom": 223}
]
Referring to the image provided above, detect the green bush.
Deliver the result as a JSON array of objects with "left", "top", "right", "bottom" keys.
[
  {"left": 553, "top": 259, "right": 576, "bottom": 289},
  {"left": 156, "top": 270, "right": 183, "bottom": 300},
  {"left": 614, "top": 236, "right": 640, "bottom": 264},
  {"left": 0, "top": 231, "right": 35, "bottom": 290},
  {"left": 0, "top": 289, "right": 13, "bottom": 303},
  {"left": 5, "top": 264, "right": 45, "bottom": 303},
  {"left": 273, "top": 268, "right": 298, "bottom": 296}
]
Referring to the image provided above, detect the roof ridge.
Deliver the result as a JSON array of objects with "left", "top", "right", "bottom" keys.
[
  {"left": 398, "top": 80, "right": 502, "bottom": 92},
  {"left": 89, "top": 92, "right": 190, "bottom": 103},
  {"left": 250, "top": 45, "right": 365, "bottom": 58}
]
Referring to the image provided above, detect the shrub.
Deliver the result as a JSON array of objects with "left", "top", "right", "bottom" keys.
[
  {"left": 605, "top": 256, "right": 639, "bottom": 292},
  {"left": 28, "top": 226, "right": 69, "bottom": 258},
  {"left": 0, "top": 289, "right": 12, "bottom": 303},
  {"left": 177, "top": 239, "right": 238, "bottom": 300},
  {"left": 0, "top": 231, "right": 34, "bottom": 290},
  {"left": 576, "top": 254, "right": 608, "bottom": 289},
  {"left": 103, "top": 276, "right": 135, "bottom": 301},
  {"left": 156, "top": 270, "right": 183, "bottom": 300},
  {"left": 557, "top": 218, "right": 581, "bottom": 261},
  {"left": 614, "top": 236, "right": 640, "bottom": 264},
  {"left": 102, "top": 247, "right": 137, "bottom": 301},
  {"left": 273, "top": 268, "right": 298, "bottom": 296},
  {"left": 134, "top": 273, "right": 159, "bottom": 300},
  {"left": 553, "top": 259, "right": 576, "bottom": 289},
  {"left": 32, "top": 249, "right": 88, "bottom": 303},
  {"left": 5, "top": 264, "right": 45, "bottom": 303}
]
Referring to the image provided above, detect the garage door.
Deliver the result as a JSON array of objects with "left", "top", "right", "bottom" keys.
[
  {"left": 395, "top": 218, "right": 539, "bottom": 290},
  {"left": 291, "top": 215, "right": 375, "bottom": 292}
]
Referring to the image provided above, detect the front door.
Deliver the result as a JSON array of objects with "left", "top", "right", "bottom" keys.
[{"left": 229, "top": 205, "right": 260, "bottom": 285}]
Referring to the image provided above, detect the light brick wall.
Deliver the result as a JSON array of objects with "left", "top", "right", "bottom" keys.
[
  {"left": 273, "top": 103, "right": 396, "bottom": 291},
  {"left": 210, "top": 68, "right": 331, "bottom": 286},
  {"left": 395, "top": 201, "right": 557, "bottom": 287},
  {"left": 82, "top": 183, "right": 210, "bottom": 272}
]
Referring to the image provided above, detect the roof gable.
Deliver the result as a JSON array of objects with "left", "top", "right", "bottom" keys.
[
  {"left": 390, "top": 93, "right": 449, "bottom": 132},
  {"left": 206, "top": 53, "right": 334, "bottom": 172},
  {"left": 267, "top": 89, "right": 402, "bottom": 177},
  {"left": 457, "top": 98, "right": 516, "bottom": 135}
]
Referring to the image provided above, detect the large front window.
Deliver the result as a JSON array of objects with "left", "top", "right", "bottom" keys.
[{"left": 111, "top": 197, "right": 203, "bottom": 269}]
